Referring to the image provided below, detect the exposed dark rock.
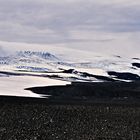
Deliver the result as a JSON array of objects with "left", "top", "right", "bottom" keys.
[
  {"left": 108, "top": 71, "right": 140, "bottom": 81},
  {"left": 132, "top": 58, "right": 140, "bottom": 60},
  {"left": 26, "top": 81, "right": 140, "bottom": 102},
  {"left": 132, "top": 63, "right": 140, "bottom": 68}
]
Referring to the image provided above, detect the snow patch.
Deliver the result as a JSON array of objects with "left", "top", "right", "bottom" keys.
[{"left": 0, "top": 76, "right": 71, "bottom": 98}]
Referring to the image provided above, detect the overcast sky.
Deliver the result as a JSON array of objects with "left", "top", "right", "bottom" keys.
[{"left": 0, "top": 0, "right": 140, "bottom": 56}]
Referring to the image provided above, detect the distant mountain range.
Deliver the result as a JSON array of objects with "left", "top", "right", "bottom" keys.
[{"left": 0, "top": 49, "right": 140, "bottom": 82}]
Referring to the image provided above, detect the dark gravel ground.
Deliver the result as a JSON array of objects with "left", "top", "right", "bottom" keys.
[{"left": 0, "top": 97, "right": 140, "bottom": 140}]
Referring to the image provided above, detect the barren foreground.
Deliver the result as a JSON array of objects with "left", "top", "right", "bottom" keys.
[{"left": 0, "top": 96, "right": 140, "bottom": 140}]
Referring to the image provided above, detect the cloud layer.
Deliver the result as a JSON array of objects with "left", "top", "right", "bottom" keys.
[{"left": 0, "top": 0, "right": 140, "bottom": 56}]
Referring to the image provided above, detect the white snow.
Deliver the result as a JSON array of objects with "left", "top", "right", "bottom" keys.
[{"left": 0, "top": 76, "right": 70, "bottom": 98}]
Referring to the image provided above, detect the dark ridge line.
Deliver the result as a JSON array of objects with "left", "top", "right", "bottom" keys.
[
  {"left": 0, "top": 71, "right": 22, "bottom": 76},
  {"left": 25, "top": 81, "right": 140, "bottom": 104},
  {"left": 130, "top": 67, "right": 137, "bottom": 70},
  {"left": 132, "top": 58, "right": 140, "bottom": 60},
  {"left": 132, "top": 63, "right": 140, "bottom": 68},
  {"left": 16, "top": 70, "right": 63, "bottom": 73},
  {"left": 113, "top": 55, "right": 121, "bottom": 58},
  {"left": 63, "top": 69, "right": 116, "bottom": 82},
  {"left": 0, "top": 71, "right": 39, "bottom": 77},
  {"left": 108, "top": 71, "right": 140, "bottom": 81},
  {"left": 0, "top": 69, "right": 116, "bottom": 82}
]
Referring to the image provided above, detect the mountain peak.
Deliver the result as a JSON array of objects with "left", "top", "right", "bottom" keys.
[{"left": 17, "top": 51, "right": 59, "bottom": 61}]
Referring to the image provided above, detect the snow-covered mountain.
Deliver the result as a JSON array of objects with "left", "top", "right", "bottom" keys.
[
  {"left": 0, "top": 51, "right": 58, "bottom": 64},
  {"left": 0, "top": 41, "right": 140, "bottom": 82},
  {"left": 0, "top": 50, "right": 61, "bottom": 72}
]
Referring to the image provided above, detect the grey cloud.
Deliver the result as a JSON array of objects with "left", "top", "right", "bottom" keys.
[{"left": 0, "top": 0, "right": 140, "bottom": 43}]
